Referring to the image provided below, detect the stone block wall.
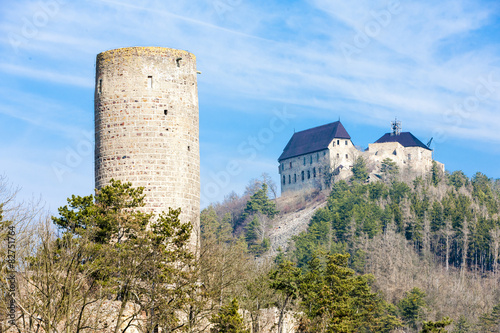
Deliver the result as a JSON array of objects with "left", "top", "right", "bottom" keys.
[
  {"left": 279, "top": 149, "right": 330, "bottom": 193},
  {"left": 94, "top": 47, "right": 200, "bottom": 251},
  {"left": 279, "top": 138, "right": 359, "bottom": 195},
  {"left": 367, "top": 142, "right": 440, "bottom": 175}
]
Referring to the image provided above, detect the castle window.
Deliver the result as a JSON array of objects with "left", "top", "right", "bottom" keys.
[
  {"left": 98, "top": 79, "right": 102, "bottom": 94},
  {"left": 346, "top": 154, "right": 348, "bottom": 159},
  {"left": 281, "top": 163, "right": 284, "bottom": 171},
  {"left": 290, "top": 162, "right": 292, "bottom": 169},
  {"left": 283, "top": 176, "right": 286, "bottom": 185},
  {"left": 337, "top": 153, "right": 340, "bottom": 158},
  {"left": 303, "top": 157, "right": 306, "bottom": 166},
  {"left": 323, "top": 151, "right": 326, "bottom": 156},
  {"left": 313, "top": 168, "right": 316, "bottom": 178},
  {"left": 147, "top": 76, "right": 153, "bottom": 88},
  {"left": 310, "top": 156, "right": 312, "bottom": 164},
  {"left": 176, "top": 58, "right": 182, "bottom": 67},
  {"left": 337, "top": 140, "right": 340, "bottom": 145},
  {"left": 164, "top": 109, "right": 168, "bottom": 115},
  {"left": 408, "top": 154, "right": 412, "bottom": 160},
  {"left": 288, "top": 175, "right": 291, "bottom": 184},
  {"left": 307, "top": 170, "right": 310, "bottom": 179},
  {"left": 317, "top": 153, "right": 319, "bottom": 161},
  {"left": 302, "top": 171, "right": 304, "bottom": 181},
  {"left": 294, "top": 174, "right": 297, "bottom": 183},
  {"left": 345, "top": 140, "right": 348, "bottom": 145}
]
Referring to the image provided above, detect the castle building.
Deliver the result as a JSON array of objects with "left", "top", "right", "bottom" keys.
[
  {"left": 366, "top": 119, "right": 444, "bottom": 174},
  {"left": 94, "top": 47, "right": 200, "bottom": 252},
  {"left": 278, "top": 121, "right": 359, "bottom": 194},
  {"left": 278, "top": 119, "right": 444, "bottom": 195}
]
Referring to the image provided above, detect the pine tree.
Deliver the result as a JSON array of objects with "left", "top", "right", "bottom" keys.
[
  {"left": 398, "top": 287, "right": 427, "bottom": 331},
  {"left": 298, "top": 254, "right": 401, "bottom": 333},
  {"left": 420, "top": 317, "right": 452, "bottom": 332},
  {"left": 210, "top": 299, "right": 249, "bottom": 333},
  {"left": 453, "top": 316, "right": 471, "bottom": 333},
  {"left": 479, "top": 303, "right": 500, "bottom": 332},
  {"left": 351, "top": 157, "right": 369, "bottom": 183},
  {"left": 243, "top": 183, "right": 279, "bottom": 219},
  {"left": 269, "top": 260, "right": 301, "bottom": 333}
]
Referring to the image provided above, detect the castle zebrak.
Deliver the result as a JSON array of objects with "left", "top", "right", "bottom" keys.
[{"left": 278, "top": 119, "right": 445, "bottom": 194}]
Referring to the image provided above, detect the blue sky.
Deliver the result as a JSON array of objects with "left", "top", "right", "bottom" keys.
[{"left": 1, "top": 0, "right": 500, "bottom": 211}]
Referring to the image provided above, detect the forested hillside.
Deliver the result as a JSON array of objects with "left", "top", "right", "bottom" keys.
[
  {"left": 293, "top": 170, "right": 500, "bottom": 273},
  {"left": 2, "top": 167, "right": 500, "bottom": 332},
  {"left": 201, "top": 166, "right": 500, "bottom": 332}
]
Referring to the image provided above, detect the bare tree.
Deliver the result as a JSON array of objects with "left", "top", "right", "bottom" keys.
[{"left": 490, "top": 227, "right": 500, "bottom": 275}]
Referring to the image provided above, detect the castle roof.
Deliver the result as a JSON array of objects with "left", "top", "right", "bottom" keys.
[
  {"left": 374, "top": 132, "right": 431, "bottom": 150},
  {"left": 278, "top": 121, "right": 351, "bottom": 161}
]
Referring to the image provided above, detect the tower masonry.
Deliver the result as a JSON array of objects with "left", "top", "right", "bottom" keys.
[{"left": 94, "top": 46, "right": 200, "bottom": 251}]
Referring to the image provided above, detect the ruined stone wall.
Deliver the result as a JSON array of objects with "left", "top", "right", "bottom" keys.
[
  {"left": 367, "top": 142, "right": 441, "bottom": 174},
  {"left": 94, "top": 47, "right": 200, "bottom": 251}
]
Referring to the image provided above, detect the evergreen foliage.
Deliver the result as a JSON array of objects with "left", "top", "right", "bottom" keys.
[
  {"left": 380, "top": 158, "right": 399, "bottom": 178},
  {"left": 52, "top": 179, "right": 151, "bottom": 244},
  {"left": 420, "top": 317, "right": 452, "bottom": 332},
  {"left": 292, "top": 172, "right": 500, "bottom": 273},
  {"left": 398, "top": 287, "right": 427, "bottom": 330},
  {"left": 21, "top": 180, "right": 196, "bottom": 332},
  {"left": 479, "top": 303, "right": 500, "bottom": 332},
  {"left": 351, "top": 157, "right": 369, "bottom": 183},
  {"left": 297, "top": 253, "right": 401, "bottom": 333},
  {"left": 210, "top": 299, "right": 249, "bottom": 333},
  {"left": 243, "top": 183, "right": 279, "bottom": 219},
  {"left": 431, "top": 161, "right": 442, "bottom": 186},
  {"left": 453, "top": 316, "right": 472, "bottom": 333}
]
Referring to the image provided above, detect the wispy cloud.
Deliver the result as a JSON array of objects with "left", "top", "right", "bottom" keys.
[{"left": 0, "top": 63, "right": 93, "bottom": 87}]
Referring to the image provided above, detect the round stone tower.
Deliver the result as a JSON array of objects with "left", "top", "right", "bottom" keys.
[{"left": 94, "top": 46, "right": 200, "bottom": 251}]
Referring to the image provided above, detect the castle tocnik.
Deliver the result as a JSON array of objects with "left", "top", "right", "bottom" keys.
[
  {"left": 94, "top": 47, "right": 200, "bottom": 252},
  {"left": 278, "top": 120, "right": 444, "bottom": 194}
]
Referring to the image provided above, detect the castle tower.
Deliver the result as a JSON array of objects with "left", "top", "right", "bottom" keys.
[{"left": 94, "top": 47, "right": 200, "bottom": 251}]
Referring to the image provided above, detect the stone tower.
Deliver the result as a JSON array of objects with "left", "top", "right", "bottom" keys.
[{"left": 94, "top": 46, "right": 200, "bottom": 251}]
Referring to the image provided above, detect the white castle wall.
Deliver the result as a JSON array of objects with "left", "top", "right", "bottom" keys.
[
  {"left": 367, "top": 142, "right": 444, "bottom": 174},
  {"left": 280, "top": 137, "right": 445, "bottom": 195}
]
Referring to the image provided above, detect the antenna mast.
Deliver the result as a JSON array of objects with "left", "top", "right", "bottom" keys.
[{"left": 391, "top": 118, "right": 401, "bottom": 136}]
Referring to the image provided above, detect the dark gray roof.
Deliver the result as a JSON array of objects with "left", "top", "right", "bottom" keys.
[
  {"left": 278, "top": 121, "right": 351, "bottom": 161},
  {"left": 374, "top": 132, "right": 431, "bottom": 150}
]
